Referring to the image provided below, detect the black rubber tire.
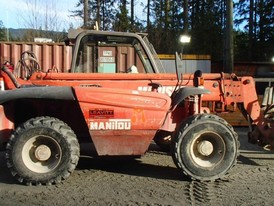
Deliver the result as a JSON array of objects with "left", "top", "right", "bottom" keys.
[
  {"left": 6, "top": 116, "right": 80, "bottom": 185},
  {"left": 171, "top": 114, "right": 239, "bottom": 181}
]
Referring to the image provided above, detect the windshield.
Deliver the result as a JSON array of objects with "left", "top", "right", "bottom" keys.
[
  {"left": 142, "top": 36, "right": 166, "bottom": 73},
  {"left": 73, "top": 33, "right": 156, "bottom": 73}
]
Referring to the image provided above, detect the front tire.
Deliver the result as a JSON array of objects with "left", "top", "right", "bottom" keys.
[
  {"left": 171, "top": 114, "right": 239, "bottom": 181},
  {"left": 6, "top": 116, "right": 80, "bottom": 185}
]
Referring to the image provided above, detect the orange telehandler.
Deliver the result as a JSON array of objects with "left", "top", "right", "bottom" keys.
[{"left": 0, "top": 29, "right": 273, "bottom": 185}]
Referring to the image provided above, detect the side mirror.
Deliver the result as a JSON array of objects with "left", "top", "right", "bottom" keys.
[
  {"left": 175, "top": 52, "right": 183, "bottom": 72},
  {"left": 175, "top": 52, "right": 183, "bottom": 81}
]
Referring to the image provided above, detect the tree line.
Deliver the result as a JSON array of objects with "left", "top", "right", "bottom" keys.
[{"left": 0, "top": 0, "right": 273, "bottom": 62}]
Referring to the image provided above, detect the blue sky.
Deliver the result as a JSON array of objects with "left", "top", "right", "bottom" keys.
[
  {"left": 0, "top": 0, "right": 146, "bottom": 31},
  {"left": 0, "top": 0, "right": 82, "bottom": 30}
]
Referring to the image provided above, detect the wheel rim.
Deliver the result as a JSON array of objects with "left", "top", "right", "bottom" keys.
[
  {"left": 22, "top": 135, "right": 62, "bottom": 173},
  {"left": 190, "top": 131, "right": 226, "bottom": 168}
]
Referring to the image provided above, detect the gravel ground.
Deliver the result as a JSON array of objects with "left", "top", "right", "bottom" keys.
[{"left": 0, "top": 127, "right": 274, "bottom": 206}]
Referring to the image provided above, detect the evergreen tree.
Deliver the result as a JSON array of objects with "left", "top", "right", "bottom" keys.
[
  {"left": 68, "top": 0, "right": 273, "bottom": 62},
  {"left": 188, "top": 0, "right": 225, "bottom": 60},
  {"left": 0, "top": 20, "right": 6, "bottom": 41},
  {"left": 113, "top": 0, "right": 130, "bottom": 31},
  {"left": 235, "top": 0, "right": 274, "bottom": 61},
  {"left": 71, "top": 0, "right": 117, "bottom": 30}
]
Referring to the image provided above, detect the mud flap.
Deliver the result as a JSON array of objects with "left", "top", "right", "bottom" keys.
[{"left": 170, "top": 87, "right": 210, "bottom": 111}]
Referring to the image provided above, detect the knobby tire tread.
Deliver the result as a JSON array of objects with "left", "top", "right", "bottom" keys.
[
  {"left": 6, "top": 116, "right": 80, "bottom": 185},
  {"left": 171, "top": 114, "right": 240, "bottom": 181}
]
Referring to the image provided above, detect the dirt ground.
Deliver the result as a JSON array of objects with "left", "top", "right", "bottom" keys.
[{"left": 0, "top": 127, "right": 274, "bottom": 206}]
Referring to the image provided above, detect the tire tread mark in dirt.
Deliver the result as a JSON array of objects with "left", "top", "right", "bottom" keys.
[{"left": 185, "top": 179, "right": 231, "bottom": 206}]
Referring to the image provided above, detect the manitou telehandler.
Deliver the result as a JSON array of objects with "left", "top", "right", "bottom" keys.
[{"left": 0, "top": 28, "right": 273, "bottom": 185}]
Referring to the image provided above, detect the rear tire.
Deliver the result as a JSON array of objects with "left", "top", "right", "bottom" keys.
[
  {"left": 171, "top": 114, "right": 239, "bottom": 181},
  {"left": 6, "top": 116, "right": 80, "bottom": 185}
]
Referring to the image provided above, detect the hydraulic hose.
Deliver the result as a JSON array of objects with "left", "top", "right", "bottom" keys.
[{"left": 1, "top": 65, "right": 21, "bottom": 88}]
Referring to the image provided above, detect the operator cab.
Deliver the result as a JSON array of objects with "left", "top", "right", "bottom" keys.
[{"left": 67, "top": 29, "right": 165, "bottom": 74}]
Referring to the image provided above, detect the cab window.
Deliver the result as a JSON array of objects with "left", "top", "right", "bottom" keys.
[{"left": 74, "top": 34, "right": 153, "bottom": 73}]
